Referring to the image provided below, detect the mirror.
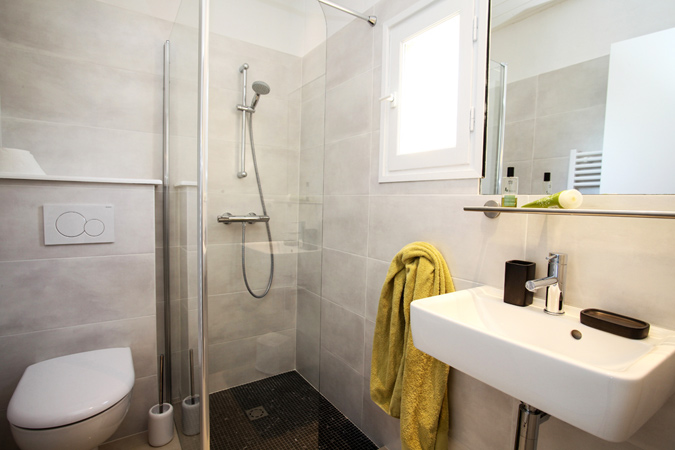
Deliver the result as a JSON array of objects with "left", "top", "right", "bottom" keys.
[{"left": 482, "top": 0, "right": 675, "bottom": 195}]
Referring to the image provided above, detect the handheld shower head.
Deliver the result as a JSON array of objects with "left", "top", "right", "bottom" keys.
[{"left": 250, "top": 81, "right": 271, "bottom": 109}]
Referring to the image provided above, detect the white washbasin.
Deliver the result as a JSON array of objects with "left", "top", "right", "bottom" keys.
[{"left": 410, "top": 286, "right": 675, "bottom": 442}]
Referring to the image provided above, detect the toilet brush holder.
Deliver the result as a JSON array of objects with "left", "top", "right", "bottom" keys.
[
  {"left": 148, "top": 403, "right": 174, "bottom": 447},
  {"left": 181, "top": 395, "right": 200, "bottom": 436}
]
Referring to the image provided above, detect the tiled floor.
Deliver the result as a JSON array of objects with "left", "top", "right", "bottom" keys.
[
  {"left": 104, "top": 371, "right": 379, "bottom": 450},
  {"left": 207, "top": 371, "right": 377, "bottom": 450}
]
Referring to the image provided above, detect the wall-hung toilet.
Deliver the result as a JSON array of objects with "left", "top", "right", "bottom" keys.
[{"left": 7, "top": 347, "right": 135, "bottom": 450}]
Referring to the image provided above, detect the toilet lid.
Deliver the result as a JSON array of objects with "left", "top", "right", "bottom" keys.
[{"left": 7, "top": 348, "right": 135, "bottom": 429}]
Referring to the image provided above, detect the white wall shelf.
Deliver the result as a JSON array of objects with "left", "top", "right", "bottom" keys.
[
  {"left": 465, "top": 201, "right": 675, "bottom": 219},
  {"left": 0, "top": 173, "right": 162, "bottom": 186}
]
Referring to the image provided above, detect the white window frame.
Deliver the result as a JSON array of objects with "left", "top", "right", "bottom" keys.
[{"left": 378, "top": 0, "right": 488, "bottom": 183}]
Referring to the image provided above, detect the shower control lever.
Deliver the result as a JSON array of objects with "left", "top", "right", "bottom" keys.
[{"left": 217, "top": 212, "right": 270, "bottom": 225}]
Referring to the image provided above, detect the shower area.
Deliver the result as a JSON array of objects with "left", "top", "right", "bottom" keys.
[{"left": 165, "top": 0, "right": 377, "bottom": 448}]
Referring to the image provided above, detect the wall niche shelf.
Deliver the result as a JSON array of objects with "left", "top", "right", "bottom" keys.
[{"left": 466, "top": 201, "right": 675, "bottom": 220}]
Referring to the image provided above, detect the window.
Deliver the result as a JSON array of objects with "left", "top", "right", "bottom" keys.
[{"left": 379, "top": 0, "right": 487, "bottom": 182}]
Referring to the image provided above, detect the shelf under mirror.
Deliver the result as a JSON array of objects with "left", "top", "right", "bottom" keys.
[{"left": 465, "top": 201, "right": 675, "bottom": 219}]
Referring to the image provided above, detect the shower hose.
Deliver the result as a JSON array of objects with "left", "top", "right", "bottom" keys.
[{"left": 241, "top": 113, "right": 274, "bottom": 298}]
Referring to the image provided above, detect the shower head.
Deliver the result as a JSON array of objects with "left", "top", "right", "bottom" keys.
[{"left": 250, "top": 81, "right": 271, "bottom": 109}]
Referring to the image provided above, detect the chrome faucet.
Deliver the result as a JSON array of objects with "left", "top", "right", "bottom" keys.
[{"left": 525, "top": 252, "right": 568, "bottom": 315}]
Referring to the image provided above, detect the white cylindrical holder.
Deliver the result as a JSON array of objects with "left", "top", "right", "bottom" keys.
[
  {"left": 181, "top": 396, "right": 200, "bottom": 436},
  {"left": 148, "top": 403, "right": 174, "bottom": 447}
]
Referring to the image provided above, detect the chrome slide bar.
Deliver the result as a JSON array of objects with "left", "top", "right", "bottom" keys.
[
  {"left": 238, "top": 63, "right": 249, "bottom": 178},
  {"left": 318, "top": 0, "right": 377, "bottom": 26}
]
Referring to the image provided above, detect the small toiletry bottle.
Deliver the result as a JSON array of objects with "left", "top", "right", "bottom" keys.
[
  {"left": 501, "top": 166, "right": 518, "bottom": 207},
  {"left": 543, "top": 172, "right": 552, "bottom": 195}
]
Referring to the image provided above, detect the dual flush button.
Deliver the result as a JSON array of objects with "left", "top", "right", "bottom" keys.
[
  {"left": 44, "top": 204, "right": 115, "bottom": 245},
  {"left": 56, "top": 211, "right": 105, "bottom": 237}
]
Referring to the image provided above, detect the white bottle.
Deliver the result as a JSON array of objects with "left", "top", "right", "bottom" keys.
[
  {"left": 501, "top": 167, "right": 518, "bottom": 207},
  {"left": 543, "top": 172, "right": 552, "bottom": 195}
]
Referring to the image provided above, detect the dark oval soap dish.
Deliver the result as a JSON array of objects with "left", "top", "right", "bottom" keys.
[{"left": 580, "top": 309, "right": 650, "bottom": 339}]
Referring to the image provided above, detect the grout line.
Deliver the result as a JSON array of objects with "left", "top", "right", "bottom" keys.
[
  {"left": 0, "top": 314, "right": 157, "bottom": 339},
  {"left": 0, "top": 252, "right": 158, "bottom": 265}
]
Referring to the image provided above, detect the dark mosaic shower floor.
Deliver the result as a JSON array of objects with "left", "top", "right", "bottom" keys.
[{"left": 209, "top": 371, "right": 378, "bottom": 450}]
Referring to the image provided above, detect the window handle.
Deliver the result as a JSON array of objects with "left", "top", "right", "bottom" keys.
[{"left": 380, "top": 92, "right": 397, "bottom": 108}]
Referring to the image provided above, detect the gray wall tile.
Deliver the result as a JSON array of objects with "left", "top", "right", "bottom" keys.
[
  {"left": 321, "top": 299, "right": 364, "bottom": 375},
  {"left": 0, "top": 44, "right": 162, "bottom": 134},
  {"left": 323, "top": 195, "right": 369, "bottom": 255},
  {"left": 536, "top": 56, "right": 609, "bottom": 118},
  {"left": 365, "top": 258, "right": 390, "bottom": 322},
  {"left": 325, "top": 70, "right": 372, "bottom": 143},
  {"left": 326, "top": 18, "right": 374, "bottom": 89},
  {"left": 0, "top": 0, "right": 172, "bottom": 75},
  {"left": 321, "top": 248, "right": 367, "bottom": 315},
  {"left": 505, "top": 76, "right": 537, "bottom": 123},
  {"left": 0, "top": 254, "right": 156, "bottom": 336},
  {"left": 533, "top": 105, "right": 606, "bottom": 159},
  {"left": 1, "top": 119, "right": 162, "bottom": 180},
  {"left": 324, "top": 133, "right": 371, "bottom": 195},
  {"left": 320, "top": 348, "right": 364, "bottom": 428},
  {"left": 0, "top": 183, "right": 156, "bottom": 261}
]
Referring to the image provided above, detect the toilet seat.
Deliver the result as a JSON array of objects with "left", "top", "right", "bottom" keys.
[{"left": 8, "top": 348, "right": 135, "bottom": 429}]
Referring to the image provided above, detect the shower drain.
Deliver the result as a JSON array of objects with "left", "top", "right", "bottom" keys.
[{"left": 245, "top": 406, "right": 269, "bottom": 421}]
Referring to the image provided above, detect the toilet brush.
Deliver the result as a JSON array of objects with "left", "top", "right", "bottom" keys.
[
  {"left": 181, "top": 349, "right": 200, "bottom": 435},
  {"left": 148, "top": 354, "right": 173, "bottom": 447}
]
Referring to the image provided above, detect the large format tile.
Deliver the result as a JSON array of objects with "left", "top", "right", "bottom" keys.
[
  {"left": 0, "top": 0, "right": 172, "bottom": 75},
  {"left": 536, "top": 56, "right": 609, "bottom": 118},
  {"left": 323, "top": 195, "right": 369, "bottom": 256},
  {"left": 297, "top": 245, "right": 323, "bottom": 295},
  {"left": 321, "top": 299, "right": 365, "bottom": 375},
  {"left": 0, "top": 254, "right": 156, "bottom": 336},
  {"left": 0, "top": 183, "right": 156, "bottom": 261},
  {"left": 325, "top": 70, "right": 373, "bottom": 143},
  {"left": 302, "top": 42, "right": 326, "bottom": 85},
  {"left": 524, "top": 196, "right": 675, "bottom": 330},
  {"left": 367, "top": 195, "right": 527, "bottom": 287},
  {"left": 207, "top": 242, "right": 297, "bottom": 295},
  {"left": 296, "top": 288, "right": 321, "bottom": 342},
  {"left": 537, "top": 416, "right": 642, "bottom": 450},
  {"left": 0, "top": 44, "right": 162, "bottom": 134},
  {"left": 321, "top": 248, "right": 367, "bottom": 315},
  {"left": 503, "top": 119, "right": 535, "bottom": 162},
  {"left": 1, "top": 118, "right": 161, "bottom": 180},
  {"left": 207, "top": 287, "right": 296, "bottom": 345},
  {"left": 533, "top": 105, "right": 606, "bottom": 159},
  {"left": 326, "top": 16, "right": 374, "bottom": 89},
  {"left": 324, "top": 133, "right": 371, "bottom": 195},
  {"left": 361, "top": 380, "right": 401, "bottom": 450},
  {"left": 296, "top": 328, "right": 320, "bottom": 389},
  {"left": 320, "top": 347, "right": 364, "bottom": 428},
  {"left": 301, "top": 95, "right": 325, "bottom": 150},
  {"left": 365, "top": 258, "right": 390, "bottom": 322},
  {"left": 447, "top": 370, "right": 517, "bottom": 450},
  {"left": 505, "top": 76, "right": 537, "bottom": 123}
]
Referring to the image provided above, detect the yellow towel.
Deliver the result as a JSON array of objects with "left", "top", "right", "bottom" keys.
[{"left": 370, "top": 242, "right": 455, "bottom": 450}]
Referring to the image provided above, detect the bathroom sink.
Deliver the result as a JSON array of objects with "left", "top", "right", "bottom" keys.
[{"left": 410, "top": 286, "right": 675, "bottom": 442}]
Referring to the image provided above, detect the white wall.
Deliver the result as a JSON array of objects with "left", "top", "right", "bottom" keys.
[
  {"left": 600, "top": 28, "right": 675, "bottom": 194},
  {"left": 173, "top": 0, "right": 326, "bottom": 57},
  {"left": 491, "top": 0, "right": 675, "bottom": 83}
]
